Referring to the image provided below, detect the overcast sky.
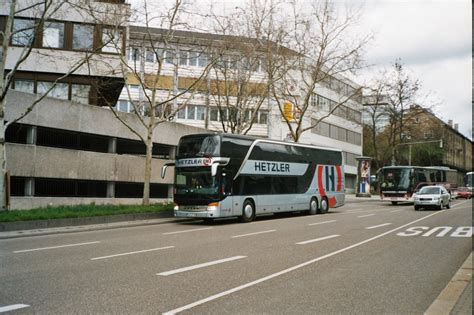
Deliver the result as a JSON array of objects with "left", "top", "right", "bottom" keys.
[
  {"left": 356, "top": 0, "right": 472, "bottom": 140},
  {"left": 132, "top": 0, "right": 472, "bottom": 139}
]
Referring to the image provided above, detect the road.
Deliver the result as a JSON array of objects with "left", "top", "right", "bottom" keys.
[{"left": 0, "top": 198, "right": 472, "bottom": 314}]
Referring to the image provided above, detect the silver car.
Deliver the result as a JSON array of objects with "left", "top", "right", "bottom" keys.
[{"left": 414, "top": 185, "right": 451, "bottom": 210}]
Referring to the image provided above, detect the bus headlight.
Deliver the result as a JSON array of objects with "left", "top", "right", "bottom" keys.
[
  {"left": 173, "top": 203, "right": 179, "bottom": 211},
  {"left": 207, "top": 202, "right": 219, "bottom": 211}
]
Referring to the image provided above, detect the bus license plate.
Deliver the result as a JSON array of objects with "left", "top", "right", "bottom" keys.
[{"left": 186, "top": 213, "right": 197, "bottom": 217}]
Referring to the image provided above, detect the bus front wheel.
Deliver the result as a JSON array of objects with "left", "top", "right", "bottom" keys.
[
  {"left": 240, "top": 200, "right": 255, "bottom": 223},
  {"left": 318, "top": 197, "right": 328, "bottom": 214}
]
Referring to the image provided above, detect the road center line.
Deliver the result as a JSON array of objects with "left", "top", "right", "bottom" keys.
[
  {"left": 14, "top": 241, "right": 100, "bottom": 253},
  {"left": 358, "top": 214, "right": 375, "bottom": 218},
  {"left": 296, "top": 234, "right": 340, "bottom": 245},
  {"left": 162, "top": 211, "right": 444, "bottom": 315},
  {"left": 91, "top": 246, "right": 174, "bottom": 261},
  {"left": 0, "top": 304, "right": 30, "bottom": 313},
  {"left": 366, "top": 223, "right": 392, "bottom": 229},
  {"left": 232, "top": 230, "right": 276, "bottom": 238},
  {"left": 308, "top": 220, "right": 337, "bottom": 226},
  {"left": 162, "top": 227, "right": 213, "bottom": 235},
  {"left": 157, "top": 256, "right": 246, "bottom": 276}
]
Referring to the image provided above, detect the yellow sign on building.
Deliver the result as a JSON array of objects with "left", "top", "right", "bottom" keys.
[{"left": 283, "top": 101, "right": 294, "bottom": 120}]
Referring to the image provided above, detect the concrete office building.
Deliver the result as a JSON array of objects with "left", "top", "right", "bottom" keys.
[
  {"left": 120, "top": 26, "right": 363, "bottom": 193},
  {"left": 2, "top": 1, "right": 206, "bottom": 209}
]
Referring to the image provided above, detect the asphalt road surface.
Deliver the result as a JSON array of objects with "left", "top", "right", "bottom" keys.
[{"left": 1, "top": 198, "right": 472, "bottom": 314}]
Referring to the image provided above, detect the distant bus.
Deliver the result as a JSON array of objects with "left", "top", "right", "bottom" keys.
[
  {"left": 465, "top": 171, "right": 473, "bottom": 192},
  {"left": 162, "top": 133, "right": 345, "bottom": 222},
  {"left": 378, "top": 166, "right": 457, "bottom": 204}
]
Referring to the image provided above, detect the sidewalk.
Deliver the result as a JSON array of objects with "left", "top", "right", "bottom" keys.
[{"left": 425, "top": 252, "right": 472, "bottom": 315}]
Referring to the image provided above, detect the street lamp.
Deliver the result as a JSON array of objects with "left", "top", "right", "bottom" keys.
[{"left": 391, "top": 139, "right": 443, "bottom": 166}]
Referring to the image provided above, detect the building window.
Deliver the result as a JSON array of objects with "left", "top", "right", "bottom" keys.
[
  {"left": 210, "top": 108, "right": 219, "bottom": 121},
  {"left": 43, "top": 22, "right": 64, "bottom": 48},
  {"left": 196, "top": 106, "right": 205, "bottom": 120},
  {"left": 37, "top": 81, "right": 69, "bottom": 100},
  {"left": 71, "top": 84, "right": 90, "bottom": 104},
  {"left": 72, "top": 24, "right": 94, "bottom": 50},
  {"left": 197, "top": 53, "right": 208, "bottom": 67},
  {"left": 13, "top": 79, "right": 34, "bottom": 93},
  {"left": 164, "top": 50, "right": 175, "bottom": 64},
  {"left": 102, "top": 27, "right": 122, "bottom": 53},
  {"left": 117, "top": 100, "right": 131, "bottom": 113},
  {"left": 177, "top": 105, "right": 206, "bottom": 121},
  {"left": 145, "top": 48, "right": 155, "bottom": 62},
  {"left": 12, "top": 19, "right": 35, "bottom": 46},
  {"left": 129, "top": 47, "right": 140, "bottom": 61},
  {"left": 258, "top": 111, "right": 268, "bottom": 124}
]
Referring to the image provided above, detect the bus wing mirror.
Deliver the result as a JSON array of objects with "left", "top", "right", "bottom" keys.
[
  {"left": 211, "top": 162, "right": 219, "bottom": 177},
  {"left": 161, "top": 162, "right": 175, "bottom": 179}
]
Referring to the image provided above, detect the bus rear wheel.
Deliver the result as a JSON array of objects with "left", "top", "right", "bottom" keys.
[
  {"left": 317, "top": 197, "right": 328, "bottom": 214},
  {"left": 240, "top": 200, "right": 255, "bottom": 223},
  {"left": 308, "top": 197, "right": 318, "bottom": 215}
]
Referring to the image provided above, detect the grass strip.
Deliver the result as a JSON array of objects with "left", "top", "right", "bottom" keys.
[{"left": 0, "top": 203, "right": 173, "bottom": 223}]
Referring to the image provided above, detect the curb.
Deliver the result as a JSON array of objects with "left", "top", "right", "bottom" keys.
[
  {"left": 425, "top": 252, "right": 473, "bottom": 315},
  {"left": 0, "top": 212, "right": 193, "bottom": 240}
]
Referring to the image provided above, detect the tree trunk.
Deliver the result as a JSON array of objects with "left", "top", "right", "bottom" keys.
[
  {"left": 142, "top": 132, "right": 153, "bottom": 206},
  {"left": 0, "top": 115, "right": 6, "bottom": 210}
]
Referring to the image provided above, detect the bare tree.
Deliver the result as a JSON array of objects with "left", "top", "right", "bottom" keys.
[
  {"left": 204, "top": 3, "right": 274, "bottom": 135},
  {"left": 268, "top": 0, "right": 368, "bottom": 142},
  {"left": 0, "top": 0, "right": 126, "bottom": 209},
  {"left": 363, "top": 60, "right": 434, "bottom": 166},
  {"left": 99, "top": 0, "right": 217, "bottom": 205}
]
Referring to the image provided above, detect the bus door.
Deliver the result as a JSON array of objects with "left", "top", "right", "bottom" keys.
[{"left": 219, "top": 171, "right": 233, "bottom": 217}]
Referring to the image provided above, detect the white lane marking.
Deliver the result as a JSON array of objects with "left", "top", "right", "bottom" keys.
[
  {"left": 366, "top": 223, "right": 392, "bottom": 230},
  {"left": 157, "top": 256, "right": 246, "bottom": 276},
  {"left": 0, "top": 304, "right": 30, "bottom": 313},
  {"left": 162, "top": 227, "right": 213, "bottom": 235},
  {"left": 358, "top": 214, "right": 375, "bottom": 218},
  {"left": 390, "top": 210, "right": 403, "bottom": 213},
  {"left": 231, "top": 230, "right": 276, "bottom": 238},
  {"left": 162, "top": 211, "right": 444, "bottom": 315},
  {"left": 451, "top": 200, "right": 471, "bottom": 208},
  {"left": 346, "top": 208, "right": 364, "bottom": 212},
  {"left": 91, "top": 246, "right": 174, "bottom": 261},
  {"left": 13, "top": 241, "right": 100, "bottom": 253},
  {"left": 296, "top": 234, "right": 340, "bottom": 245},
  {"left": 308, "top": 220, "right": 337, "bottom": 226}
]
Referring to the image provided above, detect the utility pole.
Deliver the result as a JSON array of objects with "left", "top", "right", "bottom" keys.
[{"left": 392, "top": 139, "right": 443, "bottom": 166}]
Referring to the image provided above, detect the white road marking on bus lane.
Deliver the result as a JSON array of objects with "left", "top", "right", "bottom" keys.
[
  {"left": 358, "top": 214, "right": 375, "bottom": 218},
  {"left": 232, "top": 230, "right": 276, "bottom": 238},
  {"left": 91, "top": 246, "right": 174, "bottom": 261},
  {"left": 366, "top": 223, "right": 392, "bottom": 230},
  {"left": 296, "top": 234, "right": 340, "bottom": 245},
  {"left": 13, "top": 241, "right": 100, "bottom": 253},
  {"left": 163, "top": 211, "right": 444, "bottom": 315},
  {"left": 157, "top": 256, "right": 247, "bottom": 276},
  {"left": 0, "top": 304, "right": 30, "bottom": 313},
  {"left": 162, "top": 227, "right": 213, "bottom": 235},
  {"left": 308, "top": 220, "right": 337, "bottom": 226}
]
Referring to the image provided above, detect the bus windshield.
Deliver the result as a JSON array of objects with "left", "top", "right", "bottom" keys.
[
  {"left": 175, "top": 168, "right": 219, "bottom": 196},
  {"left": 177, "top": 135, "right": 220, "bottom": 158},
  {"left": 380, "top": 168, "right": 412, "bottom": 190}
]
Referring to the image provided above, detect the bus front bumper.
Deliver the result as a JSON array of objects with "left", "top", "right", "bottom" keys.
[{"left": 174, "top": 205, "right": 219, "bottom": 218}]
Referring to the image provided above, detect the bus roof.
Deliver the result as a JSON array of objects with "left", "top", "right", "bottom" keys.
[{"left": 179, "top": 133, "right": 342, "bottom": 153}]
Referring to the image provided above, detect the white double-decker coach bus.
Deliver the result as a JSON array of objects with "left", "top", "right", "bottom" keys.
[{"left": 162, "top": 133, "right": 345, "bottom": 222}]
